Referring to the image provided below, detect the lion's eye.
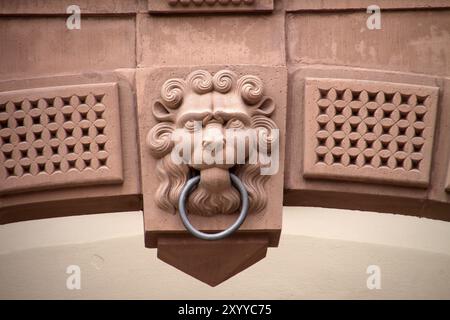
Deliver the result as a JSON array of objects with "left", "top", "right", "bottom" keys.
[
  {"left": 226, "top": 119, "right": 245, "bottom": 129},
  {"left": 184, "top": 120, "right": 200, "bottom": 132}
]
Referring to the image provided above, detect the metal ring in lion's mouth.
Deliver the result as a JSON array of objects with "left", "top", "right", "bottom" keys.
[{"left": 178, "top": 173, "right": 249, "bottom": 240}]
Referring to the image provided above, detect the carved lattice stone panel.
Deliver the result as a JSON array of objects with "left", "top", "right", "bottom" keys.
[
  {"left": 0, "top": 83, "right": 123, "bottom": 194},
  {"left": 304, "top": 78, "right": 439, "bottom": 187},
  {"left": 148, "top": 0, "right": 273, "bottom": 13}
]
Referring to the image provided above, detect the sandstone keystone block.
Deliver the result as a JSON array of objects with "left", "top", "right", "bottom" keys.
[{"left": 136, "top": 66, "right": 287, "bottom": 248}]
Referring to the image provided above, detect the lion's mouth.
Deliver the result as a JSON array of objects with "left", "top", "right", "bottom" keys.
[
  {"left": 186, "top": 166, "right": 241, "bottom": 216},
  {"left": 197, "top": 167, "right": 232, "bottom": 193}
]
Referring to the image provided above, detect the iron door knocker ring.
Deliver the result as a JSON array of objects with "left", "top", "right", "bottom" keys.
[{"left": 178, "top": 173, "right": 249, "bottom": 240}]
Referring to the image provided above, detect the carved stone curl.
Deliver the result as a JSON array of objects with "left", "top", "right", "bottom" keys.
[{"left": 147, "top": 70, "right": 278, "bottom": 216}]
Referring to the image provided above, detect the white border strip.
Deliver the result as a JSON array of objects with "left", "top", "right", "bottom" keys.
[{"left": 1, "top": 207, "right": 449, "bottom": 256}]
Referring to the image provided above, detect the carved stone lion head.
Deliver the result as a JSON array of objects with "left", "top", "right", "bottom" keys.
[{"left": 147, "top": 69, "right": 278, "bottom": 216}]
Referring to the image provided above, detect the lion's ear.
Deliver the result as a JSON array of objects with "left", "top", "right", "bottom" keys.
[
  {"left": 152, "top": 100, "right": 176, "bottom": 122},
  {"left": 252, "top": 96, "right": 275, "bottom": 117}
]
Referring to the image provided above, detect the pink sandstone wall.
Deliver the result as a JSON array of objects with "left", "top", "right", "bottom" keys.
[{"left": 1, "top": 0, "right": 450, "bottom": 224}]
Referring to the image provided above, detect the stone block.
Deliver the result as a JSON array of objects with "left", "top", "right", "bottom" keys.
[
  {"left": 287, "top": 10, "right": 450, "bottom": 76},
  {"left": 0, "top": 70, "right": 141, "bottom": 223},
  {"left": 148, "top": 0, "right": 273, "bottom": 13},
  {"left": 136, "top": 65, "right": 287, "bottom": 248},
  {"left": 136, "top": 12, "right": 284, "bottom": 67},
  {"left": 0, "top": 83, "right": 123, "bottom": 194},
  {"left": 0, "top": 17, "right": 135, "bottom": 79},
  {"left": 284, "top": 65, "right": 449, "bottom": 220},
  {"left": 286, "top": 0, "right": 450, "bottom": 11},
  {"left": 303, "top": 78, "right": 438, "bottom": 188}
]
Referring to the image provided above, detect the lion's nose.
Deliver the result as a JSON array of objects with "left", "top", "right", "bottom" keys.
[
  {"left": 202, "top": 136, "right": 225, "bottom": 148},
  {"left": 202, "top": 123, "right": 225, "bottom": 149}
]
